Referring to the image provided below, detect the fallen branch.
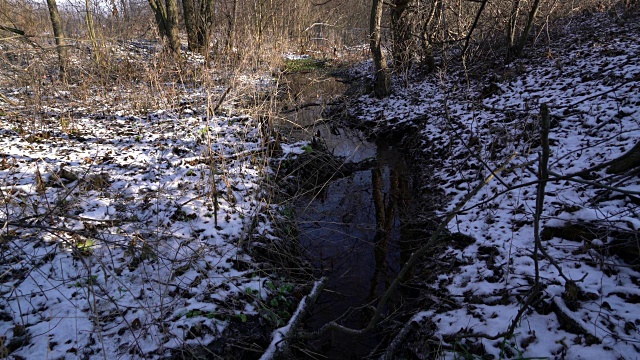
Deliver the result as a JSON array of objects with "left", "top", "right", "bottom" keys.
[
  {"left": 259, "top": 277, "right": 327, "bottom": 360},
  {"left": 280, "top": 100, "right": 342, "bottom": 114},
  {"left": 210, "top": 86, "right": 231, "bottom": 114},
  {"left": 381, "top": 314, "right": 421, "bottom": 359},
  {"left": 551, "top": 297, "right": 601, "bottom": 343},
  {"left": 0, "top": 92, "right": 18, "bottom": 106},
  {"left": 458, "top": 162, "right": 640, "bottom": 215}
]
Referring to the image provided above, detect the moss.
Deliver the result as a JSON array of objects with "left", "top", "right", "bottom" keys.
[{"left": 283, "top": 57, "right": 327, "bottom": 73}]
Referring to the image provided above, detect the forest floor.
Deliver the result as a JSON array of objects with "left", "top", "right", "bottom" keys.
[
  {"left": 348, "top": 9, "right": 640, "bottom": 360},
  {"left": 0, "top": 52, "right": 305, "bottom": 357},
  {"left": 0, "top": 8, "right": 639, "bottom": 360}
]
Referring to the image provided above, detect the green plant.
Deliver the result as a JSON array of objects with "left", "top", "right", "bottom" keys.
[
  {"left": 283, "top": 58, "right": 326, "bottom": 73},
  {"left": 74, "top": 238, "right": 95, "bottom": 257},
  {"left": 260, "top": 281, "right": 295, "bottom": 326},
  {"left": 74, "top": 274, "right": 98, "bottom": 287},
  {"left": 244, "top": 287, "right": 258, "bottom": 297},
  {"left": 185, "top": 310, "right": 202, "bottom": 318},
  {"left": 184, "top": 310, "right": 217, "bottom": 319},
  {"left": 237, "top": 313, "right": 247, "bottom": 323}
]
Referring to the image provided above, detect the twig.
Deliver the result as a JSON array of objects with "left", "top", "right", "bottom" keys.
[
  {"left": 444, "top": 99, "right": 512, "bottom": 190},
  {"left": 563, "top": 81, "right": 632, "bottom": 109},
  {"left": 280, "top": 100, "right": 342, "bottom": 114},
  {"left": 548, "top": 170, "right": 640, "bottom": 195},
  {"left": 533, "top": 103, "right": 550, "bottom": 290},
  {"left": 453, "top": 105, "right": 570, "bottom": 343},
  {"left": 531, "top": 105, "right": 571, "bottom": 283}
]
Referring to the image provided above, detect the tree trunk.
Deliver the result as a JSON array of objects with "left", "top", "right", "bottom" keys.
[
  {"left": 85, "top": 0, "right": 101, "bottom": 64},
  {"left": 182, "top": 0, "right": 198, "bottom": 52},
  {"left": 370, "top": 0, "right": 391, "bottom": 98},
  {"left": 391, "top": 0, "right": 410, "bottom": 69},
  {"left": 510, "top": 0, "right": 541, "bottom": 60},
  {"left": 148, "top": 0, "right": 181, "bottom": 55},
  {"left": 462, "top": 0, "right": 488, "bottom": 56},
  {"left": 182, "top": 0, "right": 214, "bottom": 54},
  {"left": 120, "top": 0, "right": 130, "bottom": 22},
  {"left": 226, "top": 0, "right": 238, "bottom": 53},
  {"left": 46, "top": 0, "right": 67, "bottom": 78},
  {"left": 506, "top": 0, "right": 521, "bottom": 61},
  {"left": 420, "top": 0, "right": 438, "bottom": 71}
]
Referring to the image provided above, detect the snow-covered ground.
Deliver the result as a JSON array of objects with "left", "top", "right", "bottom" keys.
[
  {"left": 353, "top": 11, "right": 640, "bottom": 360},
  {"left": 1, "top": 9, "right": 639, "bottom": 360},
  {"left": 0, "top": 81, "right": 286, "bottom": 358}
]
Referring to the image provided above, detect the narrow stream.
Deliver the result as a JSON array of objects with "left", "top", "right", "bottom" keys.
[{"left": 277, "top": 71, "right": 418, "bottom": 358}]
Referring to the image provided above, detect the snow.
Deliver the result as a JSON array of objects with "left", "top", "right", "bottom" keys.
[
  {"left": 1, "top": 9, "right": 639, "bottom": 360},
  {"left": 284, "top": 54, "right": 310, "bottom": 61},
  {"left": 259, "top": 277, "right": 325, "bottom": 360},
  {"left": 0, "top": 81, "right": 281, "bottom": 358},
  {"left": 351, "top": 11, "right": 640, "bottom": 359}
]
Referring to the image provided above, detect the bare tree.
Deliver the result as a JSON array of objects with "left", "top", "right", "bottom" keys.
[
  {"left": 391, "top": 0, "right": 410, "bottom": 69},
  {"left": 506, "top": 0, "right": 542, "bottom": 61},
  {"left": 370, "top": 0, "right": 390, "bottom": 98},
  {"left": 506, "top": 0, "right": 521, "bottom": 60},
  {"left": 148, "top": 0, "right": 181, "bottom": 55},
  {"left": 226, "top": 0, "right": 238, "bottom": 52},
  {"left": 46, "top": 0, "right": 68, "bottom": 77},
  {"left": 514, "top": 0, "right": 542, "bottom": 57},
  {"left": 85, "top": 0, "right": 101, "bottom": 63},
  {"left": 182, "top": 0, "right": 214, "bottom": 54}
]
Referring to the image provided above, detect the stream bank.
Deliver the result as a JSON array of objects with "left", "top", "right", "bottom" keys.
[{"left": 272, "top": 67, "right": 445, "bottom": 359}]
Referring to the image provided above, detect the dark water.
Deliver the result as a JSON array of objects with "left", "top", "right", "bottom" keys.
[
  {"left": 296, "top": 146, "right": 411, "bottom": 358},
  {"left": 279, "top": 72, "right": 415, "bottom": 359}
]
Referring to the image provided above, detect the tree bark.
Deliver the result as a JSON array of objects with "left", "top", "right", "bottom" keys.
[
  {"left": 462, "top": 0, "right": 488, "bottom": 56},
  {"left": 182, "top": 0, "right": 198, "bottom": 52},
  {"left": 506, "top": 0, "right": 521, "bottom": 61},
  {"left": 370, "top": 0, "right": 391, "bottom": 98},
  {"left": 511, "top": 0, "right": 541, "bottom": 60},
  {"left": 120, "top": 0, "right": 130, "bottom": 22},
  {"left": 148, "top": 0, "right": 181, "bottom": 55},
  {"left": 226, "top": 0, "right": 238, "bottom": 52},
  {"left": 391, "top": 0, "right": 410, "bottom": 69},
  {"left": 85, "top": 0, "right": 101, "bottom": 64},
  {"left": 182, "top": 0, "right": 214, "bottom": 54},
  {"left": 46, "top": 0, "right": 68, "bottom": 78},
  {"left": 420, "top": 0, "right": 438, "bottom": 71}
]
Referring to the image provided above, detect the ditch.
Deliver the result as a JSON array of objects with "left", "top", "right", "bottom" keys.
[{"left": 275, "top": 68, "right": 437, "bottom": 359}]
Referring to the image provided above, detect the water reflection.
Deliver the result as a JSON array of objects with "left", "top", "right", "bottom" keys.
[
  {"left": 278, "top": 73, "right": 377, "bottom": 162},
  {"left": 296, "top": 142, "right": 411, "bottom": 358},
  {"left": 280, "top": 71, "right": 416, "bottom": 358}
]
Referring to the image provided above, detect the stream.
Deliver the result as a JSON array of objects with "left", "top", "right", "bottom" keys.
[{"left": 277, "top": 71, "right": 422, "bottom": 358}]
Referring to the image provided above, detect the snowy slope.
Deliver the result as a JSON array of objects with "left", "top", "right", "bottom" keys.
[{"left": 353, "top": 11, "right": 640, "bottom": 359}]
